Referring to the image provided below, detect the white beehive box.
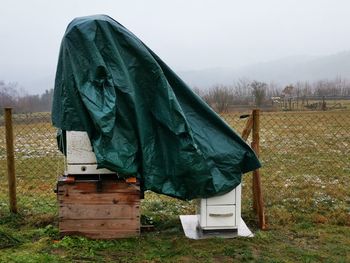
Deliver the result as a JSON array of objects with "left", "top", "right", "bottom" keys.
[
  {"left": 66, "top": 131, "right": 114, "bottom": 175},
  {"left": 198, "top": 184, "right": 241, "bottom": 230}
]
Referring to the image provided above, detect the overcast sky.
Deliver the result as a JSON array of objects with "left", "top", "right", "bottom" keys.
[{"left": 1, "top": 0, "right": 350, "bottom": 94}]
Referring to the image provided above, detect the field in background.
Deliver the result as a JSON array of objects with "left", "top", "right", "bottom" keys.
[{"left": 0, "top": 110, "right": 349, "bottom": 262}]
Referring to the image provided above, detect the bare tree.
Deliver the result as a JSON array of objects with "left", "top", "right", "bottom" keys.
[
  {"left": 283, "top": 85, "right": 295, "bottom": 97},
  {"left": 233, "top": 78, "right": 250, "bottom": 97},
  {"left": 250, "top": 81, "right": 267, "bottom": 107},
  {"left": 267, "top": 81, "right": 281, "bottom": 97},
  {"left": 0, "top": 81, "right": 55, "bottom": 113},
  {"left": 206, "top": 85, "right": 233, "bottom": 113},
  {"left": 0, "top": 81, "right": 19, "bottom": 110}
]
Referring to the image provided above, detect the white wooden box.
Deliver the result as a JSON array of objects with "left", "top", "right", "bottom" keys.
[
  {"left": 198, "top": 184, "right": 241, "bottom": 230},
  {"left": 66, "top": 131, "right": 114, "bottom": 175}
]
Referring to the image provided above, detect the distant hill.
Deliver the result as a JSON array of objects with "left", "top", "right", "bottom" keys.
[
  {"left": 178, "top": 51, "right": 350, "bottom": 88},
  {"left": 13, "top": 50, "right": 350, "bottom": 94}
]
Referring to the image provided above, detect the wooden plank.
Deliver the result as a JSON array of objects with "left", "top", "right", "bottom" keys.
[
  {"left": 60, "top": 218, "right": 139, "bottom": 231},
  {"left": 251, "top": 141, "right": 258, "bottom": 212},
  {"left": 4, "top": 108, "right": 17, "bottom": 213},
  {"left": 59, "top": 204, "right": 139, "bottom": 220},
  {"left": 58, "top": 192, "right": 140, "bottom": 205},
  {"left": 60, "top": 229, "right": 139, "bottom": 239},
  {"left": 253, "top": 169, "right": 266, "bottom": 230},
  {"left": 57, "top": 181, "right": 140, "bottom": 205},
  {"left": 241, "top": 115, "right": 253, "bottom": 141},
  {"left": 252, "top": 109, "right": 267, "bottom": 230},
  {"left": 58, "top": 180, "right": 139, "bottom": 194}
]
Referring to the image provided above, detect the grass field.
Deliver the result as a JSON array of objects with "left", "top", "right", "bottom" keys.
[{"left": 0, "top": 110, "right": 349, "bottom": 262}]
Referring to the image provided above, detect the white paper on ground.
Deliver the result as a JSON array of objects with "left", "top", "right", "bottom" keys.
[{"left": 179, "top": 215, "right": 254, "bottom": 240}]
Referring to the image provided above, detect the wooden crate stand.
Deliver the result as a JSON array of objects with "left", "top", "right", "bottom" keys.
[{"left": 57, "top": 177, "right": 140, "bottom": 239}]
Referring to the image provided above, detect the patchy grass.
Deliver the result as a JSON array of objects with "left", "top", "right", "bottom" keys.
[
  {"left": 0, "top": 110, "right": 349, "bottom": 261},
  {"left": 0, "top": 207, "right": 349, "bottom": 262}
]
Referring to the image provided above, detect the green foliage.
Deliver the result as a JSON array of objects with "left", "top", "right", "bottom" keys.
[{"left": 0, "top": 228, "right": 22, "bottom": 249}]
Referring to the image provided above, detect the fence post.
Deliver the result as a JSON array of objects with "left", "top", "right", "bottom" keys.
[
  {"left": 4, "top": 108, "right": 17, "bottom": 213},
  {"left": 241, "top": 115, "right": 253, "bottom": 141},
  {"left": 251, "top": 109, "right": 266, "bottom": 230}
]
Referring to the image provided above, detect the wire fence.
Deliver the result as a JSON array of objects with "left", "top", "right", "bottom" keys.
[
  {"left": 0, "top": 112, "right": 64, "bottom": 214},
  {"left": 1, "top": 109, "right": 349, "bottom": 225}
]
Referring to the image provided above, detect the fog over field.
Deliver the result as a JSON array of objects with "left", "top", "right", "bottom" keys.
[
  {"left": 1, "top": 0, "right": 350, "bottom": 93},
  {"left": 179, "top": 51, "right": 350, "bottom": 88}
]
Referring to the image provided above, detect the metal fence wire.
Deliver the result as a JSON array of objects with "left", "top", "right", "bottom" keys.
[
  {"left": 0, "top": 109, "right": 349, "bottom": 225},
  {"left": 0, "top": 112, "right": 64, "bottom": 214}
]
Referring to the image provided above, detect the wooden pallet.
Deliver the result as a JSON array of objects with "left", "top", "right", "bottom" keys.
[{"left": 56, "top": 177, "right": 140, "bottom": 239}]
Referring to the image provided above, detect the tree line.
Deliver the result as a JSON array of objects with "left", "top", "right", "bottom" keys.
[
  {"left": 0, "top": 81, "right": 53, "bottom": 114},
  {"left": 1, "top": 76, "right": 350, "bottom": 114},
  {"left": 194, "top": 76, "right": 350, "bottom": 112}
]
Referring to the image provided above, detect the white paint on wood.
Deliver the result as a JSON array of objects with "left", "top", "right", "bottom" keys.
[
  {"left": 66, "top": 131, "right": 114, "bottom": 174},
  {"left": 198, "top": 184, "right": 242, "bottom": 230}
]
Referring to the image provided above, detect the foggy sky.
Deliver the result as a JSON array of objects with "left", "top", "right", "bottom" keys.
[{"left": 1, "top": 0, "right": 350, "bottom": 94}]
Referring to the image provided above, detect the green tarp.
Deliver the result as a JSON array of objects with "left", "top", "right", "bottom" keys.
[{"left": 52, "top": 15, "right": 261, "bottom": 200}]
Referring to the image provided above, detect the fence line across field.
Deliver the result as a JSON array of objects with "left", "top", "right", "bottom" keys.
[{"left": 0, "top": 108, "right": 349, "bottom": 225}]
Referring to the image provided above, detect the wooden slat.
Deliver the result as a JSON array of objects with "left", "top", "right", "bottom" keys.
[
  {"left": 59, "top": 204, "right": 139, "bottom": 220},
  {"left": 60, "top": 229, "right": 140, "bottom": 239},
  {"left": 58, "top": 181, "right": 139, "bottom": 194},
  {"left": 58, "top": 192, "right": 140, "bottom": 205},
  {"left": 60, "top": 218, "right": 139, "bottom": 231},
  {"left": 251, "top": 109, "right": 267, "bottom": 230},
  {"left": 241, "top": 115, "right": 253, "bottom": 141},
  {"left": 5, "top": 108, "right": 17, "bottom": 213}
]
